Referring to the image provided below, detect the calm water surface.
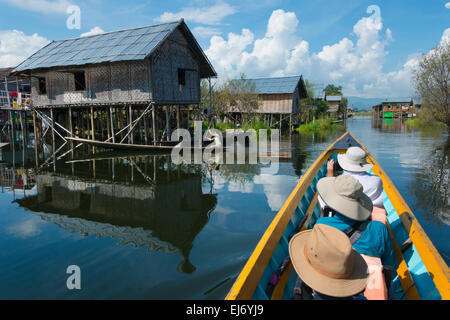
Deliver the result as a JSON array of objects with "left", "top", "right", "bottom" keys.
[{"left": 0, "top": 117, "right": 448, "bottom": 299}]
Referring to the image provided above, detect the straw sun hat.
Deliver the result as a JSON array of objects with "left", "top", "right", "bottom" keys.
[
  {"left": 289, "top": 224, "right": 369, "bottom": 297},
  {"left": 317, "top": 174, "right": 373, "bottom": 221},
  {"left": 337, "top": 146, "right": 373, "bottom": 172}
]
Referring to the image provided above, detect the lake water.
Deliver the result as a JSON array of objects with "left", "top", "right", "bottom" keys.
[{"left": 0, "top": 117, "right": 448, "bottom": 299}]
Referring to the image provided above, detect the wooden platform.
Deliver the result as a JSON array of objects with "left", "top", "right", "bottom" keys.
[{"left": 65, "top": 137, "right": 179, "bottom": 151}]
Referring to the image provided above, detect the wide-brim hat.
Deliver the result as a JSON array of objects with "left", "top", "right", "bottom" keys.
[
  {"left": 317, "top": 175, "right": 373, "bottom": 221},
  {"left": 289, "top": 224, "right": 369, "bottom": 297},
  {"left": 337, "top": 146, "right": 373, "bottom": 172}
]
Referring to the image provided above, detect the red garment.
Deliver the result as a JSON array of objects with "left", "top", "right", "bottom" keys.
[{"left": 10, "top": 91, "right": 18, "bottom": 98}]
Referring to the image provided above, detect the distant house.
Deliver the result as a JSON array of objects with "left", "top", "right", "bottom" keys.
[
  {"left": 228, "top": 75, "right": 308, "bottom": 127},
  {"left": 325, "top": 95, "right": 342, "bottom": 113},
  {"left": 372, "top": 100, "right": 415, "bottom": 118}
]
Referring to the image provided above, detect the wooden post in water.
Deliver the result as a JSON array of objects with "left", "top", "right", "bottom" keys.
[
  {"left": 32, "top": 110, "right": 38, "bottom": 168},
  {"left": 143, "top": 107, "right": 148, "bottom": 145},
  {"left": 106, "top": 107, "right": 111, "bottom": 141},
  {"left": 128, "top": 105, "right": 133, "bottom": 144},
  {"left": 90, "top": 106, "right": 95, "bottom": 140},
  {"left": 50, "top": 108, "right": 56, "bottom": 172},
  {"left": 152, "top": 104, "right": 157, "bottom": 145},
  {"left": 109, "top": 107, "right": 115, "bottom": 143},
  {"left": 165, "top": 106, "right": 170, "bottom": 141}
]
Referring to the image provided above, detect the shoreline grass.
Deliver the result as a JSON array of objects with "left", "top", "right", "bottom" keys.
[
  {"left": 296, "top": 118, "right": 345, "bottom": 135},
  {"left": 405, "top": 117, "right": 447, "bottom": 130}
]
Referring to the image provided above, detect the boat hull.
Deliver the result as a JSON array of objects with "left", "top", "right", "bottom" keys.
[{"left": 225, "top": 131, "right": 449, "bottom": 300}]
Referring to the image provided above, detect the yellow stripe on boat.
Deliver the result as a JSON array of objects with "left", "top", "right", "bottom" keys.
[{"left": 349, "top": 132, "right": 450, "bottom": 300}]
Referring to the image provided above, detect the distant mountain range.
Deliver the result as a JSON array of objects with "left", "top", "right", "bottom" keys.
[{"left": 346, "top": 96, "right": 417, "bottom": 111}]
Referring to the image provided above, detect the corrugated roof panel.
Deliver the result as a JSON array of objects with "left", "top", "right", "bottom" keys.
[
  {"left": 12, "top": 20, "right": 215, "bottom": 78},
  {"left": 243, "top": 76, "right": 301, "bottom": 94}
]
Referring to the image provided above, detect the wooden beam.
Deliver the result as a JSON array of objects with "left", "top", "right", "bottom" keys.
[
  {"left": 90, "top": 106, "right": 95, "bottom": 140},
  {"left": 152, "top": 104, "right": 157, "bottom": 145},
  {"left": 33, "top": 110, "right": 38, "bottom": 168},
  {"left": 109, "top": 106, "right": 115, "bottom": 143}
]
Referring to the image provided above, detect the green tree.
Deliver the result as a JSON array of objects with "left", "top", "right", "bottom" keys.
[
  {"left": 301, "top": 79, "right": 316, "bottom": 122},
  {"left": 225, "top": 73, "right": 260, "bottom": 123},
  {"left": 314, "top": 100, "right": 329, "bottom": 117},
  {"left": 323, "top": 84, "right": 343, "bottom": 96},
  {"left": 413, "top": 41, "right": 450, "bottom": 132},
  {"left": 338, "top": 96, "right": 348, "bottom": 117},
  {"left": 200, "top": 79, "right": 229, "bottom": 118}
]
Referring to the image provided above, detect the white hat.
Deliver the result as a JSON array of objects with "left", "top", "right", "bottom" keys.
[
  {"left": 316, "top": 175, "right": 373, "bottom": 221},
  {"left": 337, "top": 147, "right": 373, "bottom": 172}
]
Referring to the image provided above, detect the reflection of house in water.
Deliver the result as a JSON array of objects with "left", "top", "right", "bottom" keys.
[
  {"left": 0, "top": 166, "right": 36, "bottom": 197},
  {"left": 371, "top": 117, "right": 409, "bottom": 133},
  {"left": 16, "top": 156, "right": 217, "bottom": 274}
]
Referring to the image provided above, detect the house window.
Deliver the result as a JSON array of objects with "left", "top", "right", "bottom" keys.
[
  {"left": 38, "top": 77, "right": 46, "bottom": 94},
  {"left": 74, "top": 71, "right": 86, "bottom": 91},
  {"left": 178, "top": 69, "right": 186, "bottom": 86}
]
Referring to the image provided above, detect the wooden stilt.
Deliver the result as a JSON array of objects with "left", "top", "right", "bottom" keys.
[
  {"left": 128, "top": 105, "right": 133, "bottom": 144},
  {"left": 165, "top": 106, "right": 170, "bottom": 141},
  {"left": 152, "top": 104, "right": 157, "bottom": 145},
  {"left": 106, "top": 107, "right": 111, "bottom": 140},
  {"left": 50, "top": 108, "right": 56, "bottom": 172},
  {"left": 143, "top": 107, "right": 148, "bottom": 145},
  {"left": 33, "top": 110, "right": 38, "bottom": 168},
  {"left": 90, "top": 106, "right": 95, "bottom": 140},
  {"left": 109, "top": 107, "right": 115, "bottom": 143}
]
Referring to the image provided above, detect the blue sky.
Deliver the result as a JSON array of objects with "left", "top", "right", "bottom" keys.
[{"left": 0, "top": 0, "right": 449, "bottom": 98}]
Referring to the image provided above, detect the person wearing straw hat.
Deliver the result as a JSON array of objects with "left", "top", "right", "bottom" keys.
[
  {"left": 326, "top": 146, "right": 384, "bottom": 208},
  {"left": 289, "top": 223, "right": 369, "bottom": 299},
  {"left": 315, "top": 175, "right": 396, "bottom": 268}
]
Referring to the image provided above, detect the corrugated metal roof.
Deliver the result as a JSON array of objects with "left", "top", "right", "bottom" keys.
[
  {"left": 249, "top": 76, "right": 301, "bottom": 94},
  {"left": 326, "top": 95, "right": 342, "bottom": 102},
  {"left": 12, "top": 20, "right": 217, "bottom": 78},
  {"left": 13, "top": 21, "right": 179, "bottom": 72}
]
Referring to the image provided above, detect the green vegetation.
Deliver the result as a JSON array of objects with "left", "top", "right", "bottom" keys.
[
  {"left": 242, "top": 120, "right": 271, "bottom": 135},
  {"left": 323, "top": 84, "right": 343, "bottom": 95},
  {"left": 353, "top": 111, "right": 372, "bottom": 116},
  {"left": 214, "top": 122, "right": 236, "bottom": 132},
  {"left": 296, "top": 118, "right": 345, "bottom": 135},
  {"left": 405, "top": 117, "right": 447, "bottom": 130},
  {"left": 413, "top": 41, "right": 449, "bottom": 133}
]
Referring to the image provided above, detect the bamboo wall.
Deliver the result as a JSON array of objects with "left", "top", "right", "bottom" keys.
[
  {"left": 29, "top": 29, "right": 202, "bottom": 108},
  {"left": 256, "top": 93, "right": 297, "bottom": 114},
  {"left": 30, "top": 60, "right": 152, "bottom": 107}
]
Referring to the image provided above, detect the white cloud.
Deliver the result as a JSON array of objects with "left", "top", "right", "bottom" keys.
[
  {"left": 155, "top": 2, "right": 236, "bottom": 25},
  {"left": 7, "top": 217, "right": 44, "bottom": 238},
  {"left": 441, "top": 28, "right": 450, "bottom": 45},
  {"left": 2, "top": 0, "right": 73, "bottom": 14},
  {"left": 253, "top": 174, "right": 298, "bottom": 212},
  {"left": 205, "top": 7, "right": 427, "bottom": 98},
  {"left": 80, "top": 26, "right": 105, "bottom": 37},
  {"left": 0, "top": 30, "right": 50, "bottom": 68},
  {"left": 193, "top": 26, "right": 222, "bottom": 38},
  {"left": 445, "top": 2, "right": 450, "bottom": 9}
]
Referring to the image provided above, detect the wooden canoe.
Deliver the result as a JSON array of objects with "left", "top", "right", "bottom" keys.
[{"left": 225, "top": 131, "right": 449, "bottom": 300}]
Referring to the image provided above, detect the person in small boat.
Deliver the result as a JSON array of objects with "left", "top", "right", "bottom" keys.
[
  {"left": 325, "top": 146, "right": 384, "bottom": 208},
  {"left": 289, "top": 223, "right": 369, "bottom": 300},
  {"left": 315, "top": 174, "right": 396, "bottom": 269}
]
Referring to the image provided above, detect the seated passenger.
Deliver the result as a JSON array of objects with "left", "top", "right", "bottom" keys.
[
  {"left": 289, "top": 224, "right": 369, "bottom": 300},
  {"left": 316, "top": 175, "right": 396, "bottom": 268},
  {"left": 325, "top": 146, "right": 384, "bottom": 208}
]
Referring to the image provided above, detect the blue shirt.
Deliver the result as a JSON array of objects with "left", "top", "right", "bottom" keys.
[{"left": 316, "top": 214, "right": 396, "bottom": 268}]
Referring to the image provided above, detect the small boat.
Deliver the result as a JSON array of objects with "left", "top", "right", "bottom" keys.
[{"left": 225, "top": 131, "right": 449, "bottom": 300}]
